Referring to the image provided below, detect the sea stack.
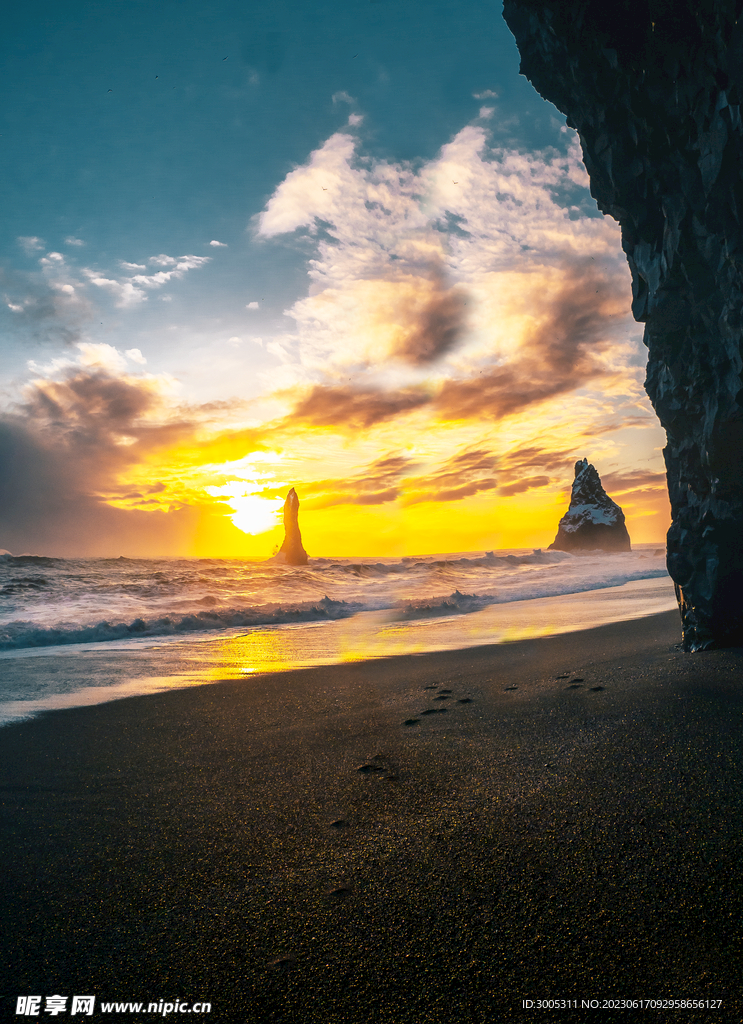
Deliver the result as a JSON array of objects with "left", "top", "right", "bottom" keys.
[
  {"left": 274, "top": 488, "right": 308, "bottom": 565},
  {"left": 502, "top": 0, "right": 743, "bottom": 648},
  {"left": 549, "top": 459, "right": 631, "bottom": 553}
]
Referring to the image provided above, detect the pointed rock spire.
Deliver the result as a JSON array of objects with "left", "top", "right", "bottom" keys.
[
  {"left": 549, "top": 459, "right": 631, "bottom": 552},
  {"left": 274, "top": 488, "right": 308, "bottom": 565}
]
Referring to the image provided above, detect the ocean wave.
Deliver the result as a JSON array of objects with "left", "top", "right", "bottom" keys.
[
  {"left": 0, "top": 596, "right": 364, "bottom": 650},
  {"left": 0, "top": 554, "right": 63, "bottom": 566},
  {"left": 394, "top": 590, "right": 494, "bottom": 620}
]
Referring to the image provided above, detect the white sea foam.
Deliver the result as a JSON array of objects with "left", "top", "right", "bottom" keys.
[
  {"left": 0, "top": 546, "right": 675, "bottom": 725},
  {"left": 0, "top": 546, "right": 668, "bottom": 651}
]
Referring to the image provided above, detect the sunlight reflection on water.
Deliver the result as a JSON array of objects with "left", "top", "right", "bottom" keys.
[{"left": 0, "top": 576, "right": 676, "bottom": 725}]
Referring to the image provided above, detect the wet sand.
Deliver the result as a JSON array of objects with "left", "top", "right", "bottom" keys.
[{"left": 2, "top": 609, "right": 743, "bottom": 1022}]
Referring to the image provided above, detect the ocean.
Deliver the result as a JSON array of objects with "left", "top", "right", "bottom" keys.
[{"left": 0, "top": 545, "right": 676, "bottom": 725}]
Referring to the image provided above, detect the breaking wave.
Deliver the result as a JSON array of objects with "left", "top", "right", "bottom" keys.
[
  {"left": 0, "top": 597, "right": 364, "bottom": 650},
  {"left": 0, "top": 546, "right": 669, "bottom": 652}
]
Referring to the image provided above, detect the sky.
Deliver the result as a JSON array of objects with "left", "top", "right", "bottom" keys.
[{"left": 0, "top": 0, "right": 670, "bottom": 558}]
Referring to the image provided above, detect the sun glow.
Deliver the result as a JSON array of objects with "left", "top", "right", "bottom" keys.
[{"left": 205, "top": 484, "right": 285, "bottom": 536}]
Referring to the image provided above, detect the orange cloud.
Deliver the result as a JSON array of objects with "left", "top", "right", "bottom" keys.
[
  {"left": 436, "top": 260, "right": 627, "bottom": 422},
  {"left": 290, "top": 383, "right": 431, "bottom": 430}
]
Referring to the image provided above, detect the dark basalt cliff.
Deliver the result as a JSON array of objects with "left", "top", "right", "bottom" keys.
[
  {"left": 275, "top": 488, "right": 308, "bottom": 566},
  {"left": 549, "top": 458, "right": 631, "bottom": 552},
  {"left": 503, "top": 0, "right": 743, "bottom": 649}
]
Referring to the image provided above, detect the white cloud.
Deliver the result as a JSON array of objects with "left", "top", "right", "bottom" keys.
[
  {"left": 40, "top": 252, "right": 65, "bottom": 266},
  {"left": 65, "top": 237, "right": 85, "bottom": 246},
  {"left": 77, "top": 342, "right": 128, "bottom": 373},
  {"left": 125, "top": 348, "right": 147, "bottom": 364},
  {"left": 256, "top": 120, "right": 628, "bottom": 384},
  {"left": 83, "top": 272, "right": 147, "bottom": 307},
  {"left": 257, "top": 133, "right": 359, "bottom": 238},
  {"left": 473, "top": 89, "right": 498, "bottom": 99},
  {"left": 348, "top": 113, "right": 364, "bottom": 127},
  {"left": 478, "top": 106, "right": 494, "bottom": 120},
  {"left": 18, "top": 236, "right": 45, "bottom": 254},
  {"left": 228, "top": 336, "right": 243, "bottom": 347},
  {"left": 120, "top": 261, "right": 147, "bottom": 270},
  {"left": 246, "top": 301, "right": 259, "bottom": 310},
  {"left": 332, "top": 91, "right": 355, "bottom": 105},
  {"left": 83, "top": 254, "right": 211, "bottom": 307},
  {"left": 209, "top": 240, "right": 228, "bottom": 247}
]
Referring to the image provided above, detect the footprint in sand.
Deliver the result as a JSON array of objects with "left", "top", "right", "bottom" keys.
[
  {"left": 555, "top": 674, "right": 570, "bottom": 680},
  {"left": 504, "top": 685, "right": 518, "bottom": 691},
  {"left": 570, "top": 677, "right": 584, "bottom": 683},
  {"left": 456, "top": 697, "right": 473, "bottom": 704},
  {"left": 590, "top": 686, "right": 605, "bottom": 692},
  {"left": 329, "top": 819, "right": 348, "bottom": 828},
  {"left": 420, "top": 707, "right": 448, "bottom": 715},
  {"left": 566, "top": 683, "right": 583, "bottom": 689},
  {"left": 328, "top": 886, "right": 353, "bottom": 898},
  {"left": 404, "top": 718, "right": 420, "bottom": 726},
  {"left": 438, "top": 688, "right": 453, "bottom": 694},
  {"left": 423, "top": 684, "right": 439, "bottom": 690},
  {"left": 433, "top": 694, "right": 451, "bottom": 701},
  {"left": 356, "top": 763, "right": 386, "bottom": 773},
  {"left": 268, "top": 956, "right": 295, "bottom": 970}
]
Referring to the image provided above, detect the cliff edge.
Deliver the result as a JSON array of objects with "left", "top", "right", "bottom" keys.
[{"left": 503, "top": 0, "right": 743, "bottom": 649}]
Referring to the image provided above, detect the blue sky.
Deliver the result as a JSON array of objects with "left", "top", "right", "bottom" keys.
[{"left": 0, "top": 0, "right": 670, "bottom": 556}]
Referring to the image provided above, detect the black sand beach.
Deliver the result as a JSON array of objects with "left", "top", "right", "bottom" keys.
[{"left": 2, "top": 610, "right": 742, "bottom": 1022}]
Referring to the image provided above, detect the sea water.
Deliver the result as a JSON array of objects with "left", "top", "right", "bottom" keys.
[{"left": 0, "top": 546, "right": 675, "bottom": 725}]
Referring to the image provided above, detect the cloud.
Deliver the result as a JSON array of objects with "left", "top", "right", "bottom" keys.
[
  {"left": 246, "top": 301, "right": 259, "bottom": 309},
  {"left": 209, "top": 240, "right": 228, "bottom": 247},
  {"left": 83, "top": 254, "right": 211, "bottom": 307},
  {"left": 258, "top": 133, "right": 358, "bottom": 239},
  {"left": 1, "top": 264, "right": 93, "bottom": 345},
  {"left": 18, "top": 236, "right": 45, "bottom": 254},
  {"left": 0, "top": 349, "right": 208, "bottom": 555},
  {"left": 332, "top": 91, "right": 355, "bottom": 105},
  {"left": 65, "top": 237, "right": 85, "bottom": 246},
  {"left": 290, "top": 383, "right": 431, "bottom": 430},
  {"left": 435, "top": 260, "right": 628, "bottom": 422},
  {"left": 498, "top": 445, "right": 575, "bottom": 477},
  {"left": 0, "top": 411, "right": 199, "bottom": 557},
  {"left": 388, "top": 270, "right": 468, "bottom": 364},
  {"left": 296, "top": 453, "right": 414, "bottom": 509},
  {"left": 472, "top": 90, "right": 498, "bottom": 99},
  {"left": 402, "top": 447, "right": 498, "bottom": 504},
  {"left": 125, "top": 348, "right": 147, "bottom": 364},
  {"left": 254, "top": 121, "right": 627, "bottom": 393},
  {"left": 600, "top": 469, "right": 668, "bottom": 495},
  {"left": 23, "top": 368, "right": 167, "bottom": 446},
  {"left": 498, "top": 475, "right": 550, "bottom": 497}
]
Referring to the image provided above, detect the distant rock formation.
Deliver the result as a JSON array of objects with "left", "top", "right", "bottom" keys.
[
  {"left": 549, "top": 459, "right": 631, "bottom": 553},
  {"left": 273, "top": 488, "right": 308, "bottom": 565},
  {"left": 501, "top": 0, "right": 743, "bottom": 649}
]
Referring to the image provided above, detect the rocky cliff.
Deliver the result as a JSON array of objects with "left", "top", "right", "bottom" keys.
[
  {"left": 274, "top": 488, "right": 308, "bottom": 566},
  {"left": 549, "top": 458, "right": 631, "bottom": 552},
  {"left": 503, "top": 0, "right": 743, "bottom": 649}
]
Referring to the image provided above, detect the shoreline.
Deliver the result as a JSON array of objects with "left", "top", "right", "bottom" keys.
[
  {"left": 3, "top": 609, "right": 743, "bottom": 1021},
  {"left": 0, "top": 575, "right": 676, "bottom": 727}
]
